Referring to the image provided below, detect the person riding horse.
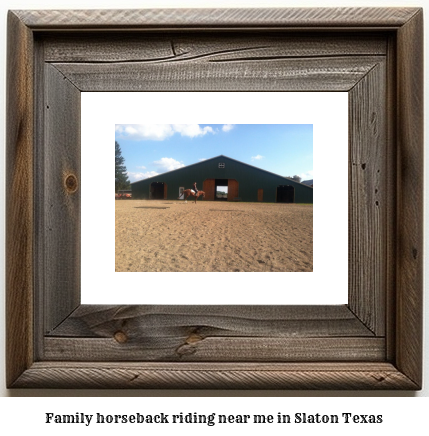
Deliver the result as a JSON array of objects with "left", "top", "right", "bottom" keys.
[
  {"left": 179, "top": 188, "right": 205, "bottom": 203},
  {"left": 192, "top": 182, "right": 198, "bottom": 195}
]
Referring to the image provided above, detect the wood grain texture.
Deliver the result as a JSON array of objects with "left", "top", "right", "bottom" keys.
[
  {"left": 44, "top": 337, "right": 385, "bottom": 362},
  {"left": 348, "top": 62, "right": 386, "bottom": 335},
  {"left": 52, "top": 56, "right": 383, "bottom": 92},
  {"left": 48, "top": 305, "right": 374, "bottom": 338},
  {"left": 395, "top": 9, "right": 424, "bottom": 388},
  {"left": 10, "top": 362, "right": 419, "bottom": 390},
  {"left": 43, "top": 64, "right": 81, "bottom": 333},
  {"left": 384, "top": 33, "right": 399, "bottom": 364},
  {"left": 42, "top": 33, "right": 388, "bottom": 63},
  {"left": 13, "top": 8, "right": 421, "bottom": 29},
  {"left": 6, "top": 7, "right": 423, "bottom": 390},
  {"left": 44, "top": 305, "right": 380, "bottom": 362},
  {"left": 5, "top": 11, "right": 35, "bottom": 388}
]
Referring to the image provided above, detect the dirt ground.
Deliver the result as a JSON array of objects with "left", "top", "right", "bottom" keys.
[{"left": 115, "top": 200, "right": 313, "bottom": 272}]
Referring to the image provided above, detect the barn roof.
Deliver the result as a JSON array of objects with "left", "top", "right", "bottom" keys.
[{"left": 132, "top": 154, "right": 310, "bottom": 187}]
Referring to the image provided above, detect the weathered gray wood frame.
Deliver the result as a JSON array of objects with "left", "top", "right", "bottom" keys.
[{"left": 6, "top": 8, "right": 423, "bottom": 389}]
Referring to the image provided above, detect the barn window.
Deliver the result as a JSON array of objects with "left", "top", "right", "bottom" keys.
[{"left": 218, "top": 162, "right": 225, "bottom": 168}]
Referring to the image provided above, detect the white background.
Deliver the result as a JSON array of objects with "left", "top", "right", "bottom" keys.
[
  {"left": 82, "top": 92, "right": 348, "bottom": 305},
  {"left": 0, "top": 0, "right": 428, "bottom": 429}
]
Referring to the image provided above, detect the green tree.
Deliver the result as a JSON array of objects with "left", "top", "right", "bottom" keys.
[
  {"left": 289, "top": 175, "right": 302, "bottom": 183},
  {"left": 115, "top": 141, "right": 130, "bottom": 192}
]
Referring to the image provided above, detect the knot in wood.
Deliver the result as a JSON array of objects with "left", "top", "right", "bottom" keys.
[
  {"left": 114, "top": 331, "right": 128, "bottom": 343},
  {"left": 65, "top": 174, "right": 78, "bottom": 193},
  {"left": 186, "top": 333, "right": 203, "bottom": 344}
]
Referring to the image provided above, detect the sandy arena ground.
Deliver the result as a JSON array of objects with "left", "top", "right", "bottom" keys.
[{"left": 116, "top": 200, "right": 313, "bottom": 272}]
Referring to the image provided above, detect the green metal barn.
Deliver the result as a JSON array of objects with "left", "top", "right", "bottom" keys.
[{"left": 131, "top": 155, "right": 313, "bottom": 203}]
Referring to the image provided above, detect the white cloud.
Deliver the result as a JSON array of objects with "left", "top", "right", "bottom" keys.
[
  {"left": 116, "top": 124, "right": 215, "bottom": 141},
  {"left": 222, "top": 124, "right": 234, "bottom": 132},
  {"left": 154, "top": 157, "right": 185, "bottom": 172},
  {"left": 127, "top": 158, "right": 185, "bottom": 182},
  {"left": 128, "top": 171, "right": 159, "bottom": 182},
  {"left": 116, "top": 124, "right": 174, "bottom": 141},
  {"left": 173, "top": 124, "right": 214, "bottom": 138},
  {"left": 300, "top": 170, "right": 313, "bottom": 181},
  {"left": 251, "top": 154, "right": 264, "bottom": 161}
]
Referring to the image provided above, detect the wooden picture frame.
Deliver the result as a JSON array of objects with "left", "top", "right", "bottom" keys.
[{"left": 6, "top": 7, "right": 423, "bottom": 389}]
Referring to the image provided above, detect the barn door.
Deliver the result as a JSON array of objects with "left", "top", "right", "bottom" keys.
[
  {"left": 258, "top": 189, "right": 263, "bottom": 202},
  {"left": 203, "top": 179, "right": 215, "bottom": 201},
  {"left": 227, "top": 179, "right": 239, "bottom": 201},
  {"left": 276, "top": 185, "right": 294, "bottom": 203}
]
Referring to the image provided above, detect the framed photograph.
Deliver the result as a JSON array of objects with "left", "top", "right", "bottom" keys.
[
  {"left": 83, "top": 92, "right": 347, "bottom": 305},
  {"left": 6, "top": 7, "right": 423, "bottom": 389}
]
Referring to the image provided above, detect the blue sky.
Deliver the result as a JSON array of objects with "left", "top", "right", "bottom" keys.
[{"left": 115, "top": 124, "right": 313, "bottom": 184}]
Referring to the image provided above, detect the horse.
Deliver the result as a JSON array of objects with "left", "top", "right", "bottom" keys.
[{"left": 179, "top": 189, "right": 205, "bottom": 203}]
